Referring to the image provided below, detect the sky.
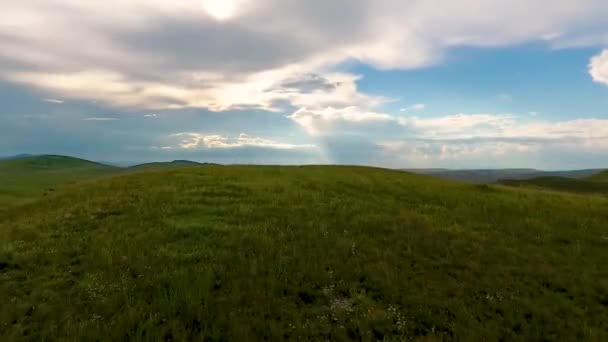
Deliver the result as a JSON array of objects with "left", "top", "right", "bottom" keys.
[{"left": 1, "top": 0, "right": 608, "bottom": 169}]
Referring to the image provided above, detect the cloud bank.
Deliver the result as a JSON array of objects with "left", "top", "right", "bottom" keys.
[
  {"left": 171, "top": 133, "right": 315, "bottom": 150},
  {"left": 1, "top": 1, "right": 608, "bottom": 168},
  {"left": 590, "top": 49, "right": 608, "bottom": 85},
  {"left": 2, "top": 0, "right": 608, "bottom": 112}
]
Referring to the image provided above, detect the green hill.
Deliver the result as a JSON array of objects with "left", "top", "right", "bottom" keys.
[
  {"left": 128, "top": 160, "right": 209, "bottom": 171},
  {"left": 0, "top": 155, "right": 112, "bottom": 171},
  {"left": 0, "top": 155, "right": 118, "bottom": 206},
  {"left": 587, "top": 170, "right": 608, "bottom": 182},
  {"left": 499, "top": 176, "right": 608, "bottom": 195},
  {"left": 1, "top": 166, "right": 607, "bottom": 340}
]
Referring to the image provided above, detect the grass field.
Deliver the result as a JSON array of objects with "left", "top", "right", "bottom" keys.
[
  {"left": 1, "top": 158, "right": 607, "bottom": 340},
  {"left": 499, "top": 168, "right": 608, "bottom": 195},
  {"left": 0, "top": 156, "right": 210, "bottom": 209},
  {"left": 499, "top": 176, "right": 608, "bottom": 195},
  {"left": 588, "top": 170, "right": 608, "bottom": 182}
]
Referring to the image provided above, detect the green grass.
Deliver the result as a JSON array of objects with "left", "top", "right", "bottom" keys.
[
  {"left": 1, "top": 164, "right": 607, "bottom": 341},
  {"left": 587, "top": 170, "right": 608, "bottom": 182},
  {"left": 499, "top": 176, "right": 608, "bottom": 195},
  {"left": 0, "top": 156, "right": 212, "bottom": 209},
  {"left": 0, "top": 155, "right": 118, "bottom": 208}
]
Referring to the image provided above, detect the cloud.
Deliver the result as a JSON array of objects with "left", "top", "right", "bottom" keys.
[
  {"left": 399, "top": 113, "right": 516, "bottom": 138},
  {"left": 401, "top": 114, "right": 608, "bottom": 145},
  {"left": 171, "top": 133, "right": 316, "bottom": 150},
  {"left": 284, "top": 102, "right": 608, "bottom": 167},
  {"left": 590, "top": 49, "right": 608, "bottom": 85},
  {"left": 379, "top": 139, "right": 542, "bottom": 165},
  {"left": 267, "top": 73, "right": 338, "bottom": 94},
  {"left": 288, "top": 106, "right": 393, "bottom": 136},
  {"left": 400, "top": 103, "right": 426, "bottom": 112},
  {"left": 43, "top": 98, "right": 64, "bottom": 104},
  {"left": 379, "top": 115, "right": 608, "bottom": 167},
  {"left": 144, "top": 113, "right": 158, "bottom": 118},
  {"left": 1, "top": 1, "right": 608, "bottom": 111}
]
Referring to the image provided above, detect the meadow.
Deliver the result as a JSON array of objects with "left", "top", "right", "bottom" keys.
[
  {"left": 0, "top": 156, "right": 607, "bottom": 341},
  {"left": 499, "top": 175, "right": 608, "bottom": 195}
]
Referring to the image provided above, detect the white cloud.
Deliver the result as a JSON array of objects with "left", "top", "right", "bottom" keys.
[
  {"left": 288, "top": 103, "right": 608, "bottom": 150},
  {"left": 43, "top": 98, "right": 64, "bottom": 104},
  {"left": 401, "top": 114, "right": 608, "bottom": 145},
  {"left": 283, "top": 103, "right": 608, "bottom": 166},
  {"left": 172, "top": 133, "right": 315, "bottom": 150},
  {"left": 378, "top": 114, "right": 608, "bottom": 167},
  {"left": 400, "top": 103, "right": 426, "bottom": 112},
  {"left": 144, "top": 113, "right": 158, "bottom": 118},
  {"left": 590, "top": 49, "right": 608, "bottom": 85},
  {"left": 380, "top": 140, "right": 541, "bottom": 165},
  {"left": 1, "top": 1, "right": 608, "bottom": 111},
  {"left": 288, "top": 106, "right": 393, "bottom": 136},
  {"left": 399, "top": 113, "right": 516, "bottom": 138}
]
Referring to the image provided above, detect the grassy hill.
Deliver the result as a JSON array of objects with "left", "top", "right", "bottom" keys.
[
  {"left": 409, "top": 168, "right": 605, "bottom": 183},
  {"left": 0, "top": 156, "right": 219, "bottom": 208},
  {"left": 0, "top": 155, "right": 118, "bottom": 207},
  {"left": 499, "top": 176, "right": 608, "bottom": 195},
  {"left": 128, "top": 160, "right": 208, "bottom": 171},
  {"left": 587, "top": 170, "right": 608, "bottom": 182},
  {"left": 1, "top": 165, "right": 607, "bottom": 340}
]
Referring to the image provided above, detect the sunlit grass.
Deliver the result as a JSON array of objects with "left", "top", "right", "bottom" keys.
[{"left": 1, "top": 165, "right": 607, "bottom": 340}]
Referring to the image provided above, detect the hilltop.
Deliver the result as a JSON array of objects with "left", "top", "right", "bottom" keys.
[
  {"left": 0, "top": 155, "right": 118, "bottom": 207},
  {"left": 0, "top": 154, "right": 36, "bottom": 161},
  {"left": 0, "top": 155, "right": 114, "bottom": 172},
  {"left": 1, "top": 164, "right": 607, "bottom": 340},
  {"left": 499, "top": 171, "right": 608, "bottom": 195},
  {"left": 0, "top": 156, "right": 221, "bottom": 207},
  {"left": 128, "top": 160, "right": 214, "bottom": 171}
]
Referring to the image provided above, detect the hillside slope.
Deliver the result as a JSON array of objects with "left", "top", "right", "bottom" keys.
[
  {"left": 408, "top": 168, "right": 605, "bottom": 183},
  {"left": 499, "top": 176, "right": 608, "bottom": 195},
  {"left": 587, "top": 170, "right": 608, "bottom": 182},
  {"left": 0, "top": 155, "right": 118, "bottom": 206},
  {"left": 1, "top": 166, "right": 607, "bottom": 340},
  {"left": 128, "top": 160, "right": 208, "bottom": 171}
]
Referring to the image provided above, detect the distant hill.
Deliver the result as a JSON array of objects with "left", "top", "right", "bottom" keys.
[
  {"left": 499, "top": 176, "right": 608, "bottom": 195},
  {"left": 0, "top": 155, "right": 223, "bottom": 206},
  {"left": 0, "top": 155, "right": 118, "bottom": 206},
  {"left": 0, "top": 154, "right": 115, "bottom": 172},
  {"left": 0, "top": 153, "right": 35, "bottom": 161},
  {"left": 407, "top": 168, "right": 605, "bottom": 183},
  {"left": 129, "top": 160, "right": 216, "bottom": 171},
  {"left": 587, "top": 170, "right": 608, "bottom": 182}
]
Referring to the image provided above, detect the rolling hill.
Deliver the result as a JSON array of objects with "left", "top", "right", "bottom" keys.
[
  {"left": 499, "top": 176, "right": 608, "bottom": 195},
  {"left": 1, "top": 163, "right": 607, "bottom": 340},
  {"left": 498, "top": 170, "right": 608, "bottom": 195},
  {"left": 407, "top": 168, "right": 605, "bottom": 183},
  {"left": 0, "top": 156, "right": 221, "bottom": 208},
  {"left": 587, "top": 170, "right": 608, "bottom": 182},
  {"left": 0, "top": 155, "right": 118, "bottom": 207},
  {"left": 0, "top": 154, "right": 35, "bottom": 161},
  {"left": 128, "top": 160, "right": 210, "bottom": 171}
]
